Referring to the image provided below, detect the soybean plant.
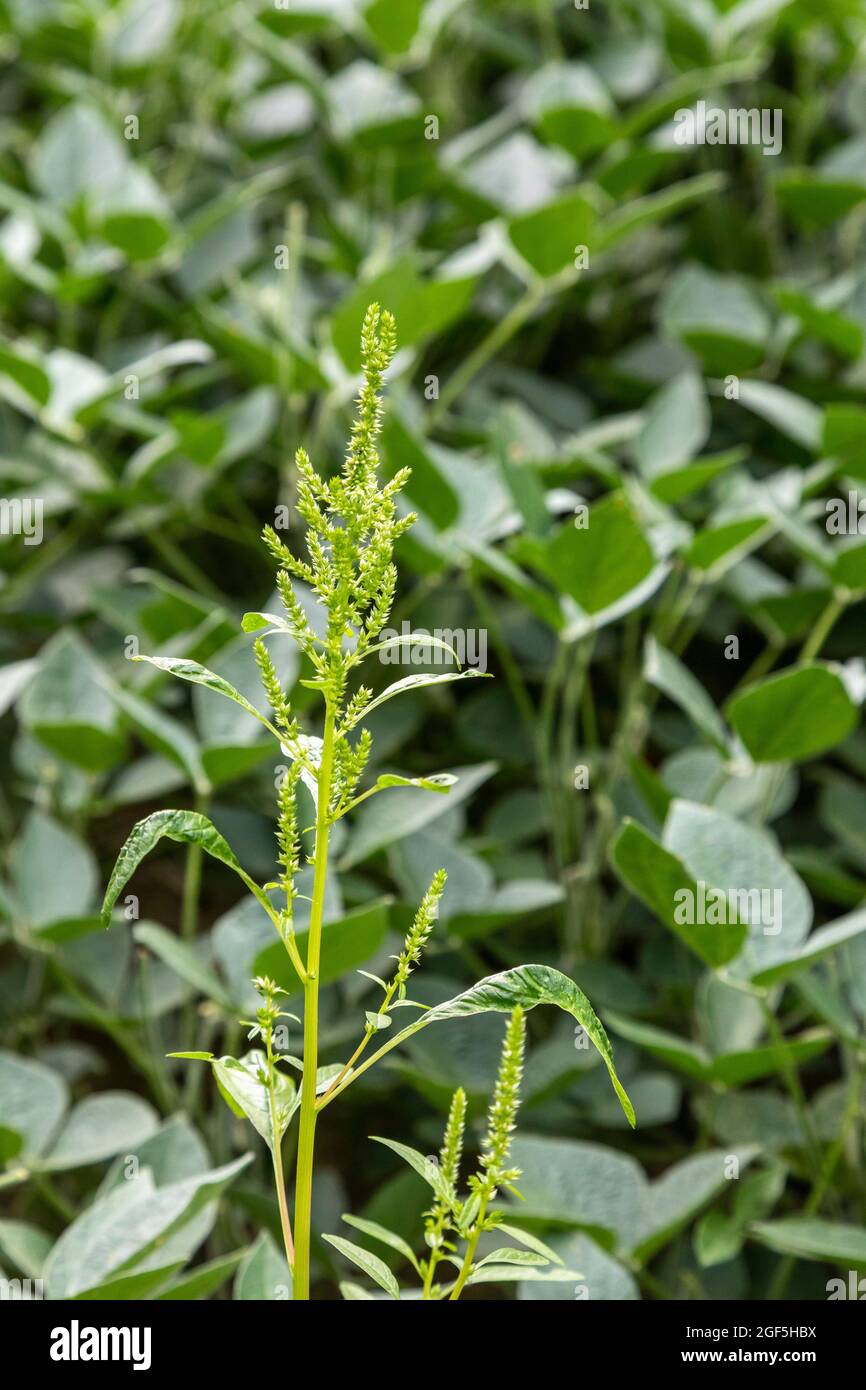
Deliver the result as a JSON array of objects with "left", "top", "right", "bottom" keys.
[{"left": 100, "top": 306, "right": 634, "bottom": 1300}]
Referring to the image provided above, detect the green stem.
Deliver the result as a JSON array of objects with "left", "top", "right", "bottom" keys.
[
  {"left": 799, "top": 592, "right": 845, "bottom": 662},
  {"left": 291, "top": 707, "right": 336, "bottom": 1300},
  {"left": 267, "top": 1025, "right": 294, "bottom": 1270},
  {"left": 449, "top": 1194, "right": 489, "bottom": 1301},
  {"left": 426, "top": 283, "right": 544, "bottom": 430}
]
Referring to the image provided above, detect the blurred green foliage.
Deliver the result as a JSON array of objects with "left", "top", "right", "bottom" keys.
[{"left": 2, "top": 0, "right": 866, "bottom": 1300}]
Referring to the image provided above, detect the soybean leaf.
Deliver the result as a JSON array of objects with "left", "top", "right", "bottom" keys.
[
  {"left": 750, "top": 1218, "right": 866, "bottom": 1267},
  {"left": 644, "top": 637, "right": 729, "bottom": 750},
  {"left": 727, "top": 664, "right": 858, "bottom": 763},
  {"left": 133, "top": 921, "right": 236, "bottom": 1011}
]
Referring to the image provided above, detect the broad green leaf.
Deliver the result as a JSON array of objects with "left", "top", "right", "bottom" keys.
[
  {"left": 662, "top": 800, "right": 812, "bottom": 978},
  {"left": 13, "top": 810, "right": 98, "bottom": 930},
  {"left": 750, "top": 1218, "right": 866, "bottom": 1267},
  {"left": 736, "top": 379, "right": 822, "bottom": 450},
  {"left": 466, "top": 1264, "right": 582, "bottom": 1285},
  {"left": 133, "top": 922, "right": 235, "bottom": 1010},
  {"left": 341, "top": 762, "right": 496, "bottom": 867},
  {"left": 633, "top": 371, "right": 710, "bottom": 478},
  {"left": 159, "top": 1248, "right": 244, "bottom": 1300},
  {"left": 253, "top": 899, "right": 390, "bottom": 996},
  {"left": 507, "top": 188, "right": 597, "bottom": 278},
  {"left": 516, "top": 493, "right": 655, "bottom": 615},
  {"left": 511, "top": 1135, "right": 644, "bottom": 1247},
  {"left": 234, "top": 1231, "right": 292, "bottom": 1300},
  {"left": 728, "top": 664, "right": 858, "bottom": 763},
  {"left": 611, "top": 820, "right": 747, "bottom": 968},
  {"left": 44, "top": 1156, "right": 252, "bottom": 1299},
  {"left": 633, "top": 1148, "right": 757, "bottom": 1260},
  {"left": 101, "top": 809, "right": 275, "bottom": 929},
  {"left": 107, "top": 677, "right": 207, "bottom": 795},
  {"left": 40, "top": 1093, "right": 159, "bottom": 1172},
  {"left": 0, "top": 1220, "right": 52, "bottom": 1279},
  {"left": 644, "top": 637, "right": 728, "bottom": 750},
  {"left": 18, "top": 632, "right": 125, "bottom": 772},
  {"left": 752, "top": 903, "right": 866, "bottom": 986},
  {"left": 0, "top": 1050, "right": 69, "bottom": 1160},
  {"left": 322, "top": 1233, "right": 400, "bottom": 1299},
  {"left": 660, "top": 263, "right": 770, "bottom": 373}
]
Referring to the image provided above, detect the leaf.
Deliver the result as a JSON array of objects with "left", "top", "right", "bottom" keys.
[
  {"left": 662, "top": 800, "right": 812, "bottom": 979},
  {"left": 40, "top": 1093, "right": 159, "bottom": 1172},
  {"left": 18, "top": 632, "right": 125, "bottom": 772},
  {"left": 322, "top": 1233, "right": 400, "bottom": 1299},
  {"left": 133, "top": 922, "right": 236, "bottom": 1010},
  {"left": 727, "top": 664, "right": 858, "bottom": 763},
  {"left": 43, "top": 1156, "right": 252, "bottom": 1299},
  {"left": 751, "top": 903, "right": 866, "bottom": 986},
  {"left": 494, "top": 1222, "right": 563, "bottom": 1265},
  {"left": 132, "top": 655, "right": 280, "bottom": 741},
  {"left": 750, "top": 1218, "right": 866, "bottom": 1267},
  {"left": 341, "top": 762, "right": 497, "bottom": 867},
  {"left": 507, "top": 188, "right": 598, "bottom": 278},
  {"left": 510, "top": 1135, "right": 644, "bottom": 1247},
  {"left": 342, "top": 669, "right": 489, "bottom": 730},
  {"left": 0, "top": 1050, "right": 69, "bottom": 1160},
  {"left": 632, "top": 1149, "right": 758, "bottom": 1260},
  {"left": 0, "top": 1220, "right": 52, "bottom": 1279},
  {"left": 160, "top": 1248, "right": 245, "bottom": 1300},
  {"left": 101, "top": 809, "right": 275, "bottom": 929},
  {"left": 633, "top": 371, "right": 710, "bottom": 478},
  {"left": 365, "top": 964, "right": 635, "bottom": 1127},
  {"left": 610, "top": 820, "right": 747, "bottom": 968},
  {"left": 234, "top": 1231, "right": 292, "bottom": 1300},
  {"left": 371, "top": 1137, "right": 454, "bottom": 1204},
  {"left": 13, "top": 810, "right": 98, "bottom": 931},
  {"left": 516, "top": 493, "right": 655, "bottom": 615},
  {"left": 736, "top": 379, "right": 822, "bottom": 450},
  {"left": 253, "top": 899, "right": 390, "bottom": 997},
  {"left": 210, "top": 1052, "right": 296, "bottom": 1151},
  {"left": 475, "top": 1247, "right": 548, "bottom": 1268},
  {"left": 466, "top": 1264, "right": 582, "bottom": 1285},
  {"left": 644, "top": 637, "right": 728, "bottom": 750},
  {"left": 341, "top": 1214, "right": 421, "bottom": 1273}
]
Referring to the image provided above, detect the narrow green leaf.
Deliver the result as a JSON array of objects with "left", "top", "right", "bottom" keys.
[{"left": 321, "top": 1233, "right": 400, "bottom": 1299}]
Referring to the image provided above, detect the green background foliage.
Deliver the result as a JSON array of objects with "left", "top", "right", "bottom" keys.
[{"left": 2, "top": 0, "right": 866, "bottom": 1300}]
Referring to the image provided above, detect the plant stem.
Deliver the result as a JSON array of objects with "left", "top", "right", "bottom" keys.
[
  {"left": 799, "top": 592, "right": 845, "bottom": 662},
  {"left": 291, "top": 707, "right": 336, "bottom": 1300},
  {"left": 266, "top": 1025, "right": 294, "bottom": 1269},
  {"left": 426, "top": 283, "right": 544, "bottom": 430},
  {"left": 449, "top": 1194, "right": 489, "bottom": 1300}
]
